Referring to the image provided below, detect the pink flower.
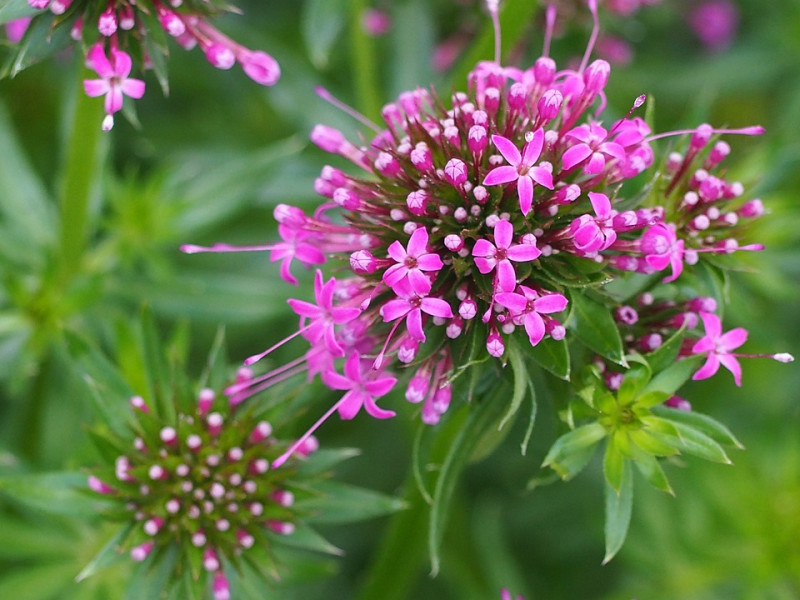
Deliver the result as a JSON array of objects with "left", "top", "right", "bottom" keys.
[
  {"left": 380, "top": 279, "right": 453, "bottom": 342},
  {"left": 83, "top": 44, "right": 145, "bottom": 131},
  {"left": 483, "top": 129, "right": 554, "bottom": 215},
  {"left": 383, "top": 227, "right": 444, "bottom": 294},
  {"left": 287, "top": 270, "right": 361, "bottom": 356},
  {"left": 640, "top": 223, "right": 684, "bottom": 282},
  {"left": 494, "top": 286, "right": 568, "bottom": 347},
  {"left": 322, "top": 353, "right": 397, "bottom": 419},
  {"left": 688, "top": 0, "right": 738, "bottom": 52},
  {"left": 472, "top": 219, "right": 542, "bottom": 292},
  {"left": 562, "top": 123, "right": 626, "bottom": 174},
  {"left": 691, "top": 312, "right": 747, "bottom": 386},
  {"left": 270, "top": 223, "right": 325, "bottom": 285},
  {"left": 569, "top": 192, "right": 617, "bottom": 253}
]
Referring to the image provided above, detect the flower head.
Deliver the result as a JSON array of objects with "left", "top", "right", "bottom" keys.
[{"left": 83, "top": 44, "right": 145, "bottom": 131}]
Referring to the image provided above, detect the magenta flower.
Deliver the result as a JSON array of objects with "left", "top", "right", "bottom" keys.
[
  {"left": 691, "top": 312, "right": 748, "bottom": 386},
  {"left": 83, "top": 44, "right": 145, "bottom": 131},
  {"left": 322, "top": 353, "right": 397, "bottom": 419},
  {"left": 270, "top": 223, "right": 326, "bottom": 285},
  {"left": 472, "top": 219, "right": 542, "bottom": 292},
  {"left": 494, "top": 286, "right": 568, "bottom": 347},
  {"left": 640, "top": 223, "right": 684, "bottom": 282},
  {"left": 383, "top": 227, "right": 444, "bottom": 294},
  {"left": 562, "top": 123, "right": 626, "bottom": 174},
  {"left": 483, "top": 129, "right": 554, "bottom": 215},
  {"left": 380, "top": 279, "right": 453, "bottom": 342},
  {"left": 288, "top": 270, "right": 362, "bottom": 356},
  {"left": 569, "top": 192, "right": 617, "bottom": 253}
]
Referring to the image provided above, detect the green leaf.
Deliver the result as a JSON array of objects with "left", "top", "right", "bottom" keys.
[
  {"left": 652, "top": 406, "right": 744, "bottom": 449},
  {"left": 277, "top": 522, "right": 343, "bottom": 556},
  {"left": 0, "top": 472, "right": 99, "bottom": 517},
  {"left": 412, "top": 422, "right": 435, "bottom": 505},
  {"left": 617, "top": 363, "right": 652, "bottom": 406},
  {"left": 603, "top": 434, "right": 626, "bottom": 494},
  {"left": 542, "top": 422, "right": 607, "bottom": 480},
  {"left": 75, "top": 523, "right": 133, "bottom": 582},
  {"left": 643, "top": 355, "right": 703, "bottom": 397},
  {"left": 630, "top": 449, "right": 673, "bottom": 495},
  {"left": 603, "top": 460, "right": 633, "bottom": 564},
  {"left": 528, "top": 337, "right": 570, "bottom": 380},
  {"left": 428, "top": 397, "right": 507, "bottom": 576},
  {"left": 568, "top": 293, "right": 627, "bottom": 366},
  {"left": 292, "top": 447, "right": 361, "bottom": 477},
  {"left": 140, "top": 307, "right": 175, "bottom": 424},
  {"left": 520, "top": 377, "right": 537, "bottom": 456},
  {"left": 666, "top": 421, "right": 733, "bottom": 464},
  {"left": 645, "top": 324, "right": 687, "bottom": 374},
  {"left": 499, "top": 340, "right": 529, "bottom": 431},
  {"left": 302, "top": 0, "right": 348, "bottom": 69},
  {"left": 299, "top": 481, "right": 406, "bottom": 524},
  {"left": 0, "top": 0, "right": 38, "bottom": 25},
  {"left": 1, "top": 13, "right": 71, "bottom": 78}
]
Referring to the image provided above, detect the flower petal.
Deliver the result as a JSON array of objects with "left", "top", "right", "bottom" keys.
[
  {"left": 699, "top": 312, "right": 722, "bottom": 340},
  {"left": 83, "top": 79, "right": 110, "bottom": 98},
  {"left": 483, "top": 165, "right": 519, "bottom": 186},
  {"left": 692, "top": 353, "right": 720, "bottom": 381},
  {"left": 493, "top": 219, "right": 513, "bottom": 249},
  {"left": 496, "top": 259, "right": 517, "bottom": 292},
  {"left": 494, "top": 292, "right": 527, "bottom": 312},
  {"left": 380, "top": 298, "right": 411, "bottom": 322},
  {"left": 406, "top": 227, "right": 429, "bottom": 257},
  {"left": 121, "top": 78, "right": 145, "bottom": 99},
  {"left": 507, "top": 243, "right": 541, "bottom": 262},
  {"left": 472, "top": 239, "right": 496, "bottom": 259},
  {"left": 420, "top": 297, "right": 454, "bottom": 319},
  {"left": 491, "top": 134, "right": 521, "bottom": 166},
  {"left": 562, "top": 144, "right": 593, "bottom": 170},
  {"left": 530, "top": 166, "right": 554, "bottom": 189},
  {"left": 522, "top": 128, "right": 544, "bottom": 166},
  {"left": 517, "top": 175, "right": 533, "bottom": 216},
  {"left": 387, "top": 239, "right": 407, "bottom": 263},
  {"left": 523, "top": 312, "right": 546, "bottom": 346},
  {"left": 718, "top": 327, "right": 748, "bottom": 352},
  {"left": 533, "top": 293, "right": 568, "bottom": 313},
  {"left": 718, "top": 353, "right": 743, "bottom": 386}
]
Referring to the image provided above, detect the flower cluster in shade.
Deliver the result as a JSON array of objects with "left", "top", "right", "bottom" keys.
[
  {"left": 87, "top": 383, "right": 318, "bottom": 600},
  {"left": 183, "top": 1, "right": 789, "bottom": 464},
  {"left": 19, "top": 0, "right": 280, "bottom": 130}
]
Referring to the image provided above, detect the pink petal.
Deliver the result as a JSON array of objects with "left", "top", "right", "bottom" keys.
[
  {"left": 507, "top": 243, "right": 541, "bottom": 262},
  {"left": 600, "top": 141, "right": 626, "bottom": 161},
  {"left": 565, "top": 124, "right": 592, "bottom": 143},
  {"left": 517, "top": 175, "right": 533, "bottom": 216},
  {"left": 472, "top": 239, "right": 497, "bottom": 259},
  {"left": 407, "top": 308, "right": 425, "bottom": 341},
  {"left": 295, "top": 243, "right": 325, "bottom": 265},
  {"left": 562, "top": 144, "right": 593, "bottom": 170},
  {"left": 491, "top": 134, "right": 522, "bottom": 166},
  {"left": 105, "top": 85, "right": 123, "bottom": 114},
  {"left": 484, "top": 165, "right": 519, "bottom": 186},
  {"left": 343, "top": 352, "right": 362, "bottom": 382},
  {"left": 407, "top": 269, "right": 433, "bottom": 294},
  {"left": 496, "top": 259, "right": 517, "bottom": 292},
  {"left": 121, "top": 78, "right": 145, "bottom": 99},
  {"left": 110, "top": 48, "right": 133, "bottom": 78},
  {"left": 494, "top": 220, "right": 513, "bottom": 249},
  {"left": 287, "top": 299, "right": 321, "bottom": 319},
  {"left": 585, "top": 152, "right": 606, "bottom": 174},
  {"left": 364, "top": 376, "right": 398, "bottom": 398},
  {"left": 322, "top": 369, "right": 352, "bottom": 391},
  {"left": 337, "top": 390, "right": 365, "bottom": 419},
  {"left": 83, "top": 79, "right": 110, "bottom": 98},
  {"left": 533, "top": 294, "right": 568, "bottom": 313},
  {"left": 420, "top": 297, "right": 453, "bottom": 319},
  {"left": 363, "top": 397, "right": 396, "bottom": 419},
  {"left": 524, "top": 312, "right": 546, "bottom": 346},
  {"left": 699, "top": 312, "right": 722, "bottom": 340},
  {"left": 692, "top": 353, "right": 720, "bottom": 381},
  {"left": 522, "top": 128, "right": 544, "bottom": 166},
  {"left": 718, "top": 353, "right": 743, "bottom": 386},
  {"left": 387, "top": 240, "right": 407, "bottom": 263},
  {"left": 417, "top": 253, "right": 444, "bottom": 271},
  {"left": 86, "top": 44, "right": 113, "bottom": 78},
  {"left": 473, "top": 256, "right": 495, "bottom": 274},
  {"left": 278, "top": 257, "right": 298, "bottom": 285},
  {"left": 383, "top": 263, "right": 408, "bottom": 288},
  {"left": 406, "top": 227, "right": 429, "bottom": 257},
  {"left": 588, "top": 192, "right": 612, "bottom": 220},
  {"left": 494, "top": 292, "right": 527, "bottom": 312},
  {"left": 317, "top": 274, "right": 335, "bottom": 309},
  {"left": 718, "top": 327, "right": 748, "bottom": 352},
  {"left": 530, "top": 166, "right": 554, "bottom": 189},
  {"left": 331, "top": 306, "right": 361, "bottom": 324},
  {"left": 380, "top": 298, "right": 411, "bottom": 322}
]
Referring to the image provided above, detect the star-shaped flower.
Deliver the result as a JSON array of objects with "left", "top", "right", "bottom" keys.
[
  {"left": 472, "top": 219, "right": 541, "bottom": 292},
  {"left": 691, "top": 312, "right": 748, "bottom": 386},
  {"left": 83, "top": 44, "right": 145, "bottom": 131},
  {"left": 383, "top": 227, "right": 443, "bottom": 294},
  {"left": 483, "top": 129, "right": 554, "bottom": 215}
]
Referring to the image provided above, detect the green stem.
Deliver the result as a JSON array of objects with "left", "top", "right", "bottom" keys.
[
  {"left": 57, "top": 65, "right": 107, "bottom": 281},
  {"left": 348, "top": 0, "right": 381, "bottom": 121}
]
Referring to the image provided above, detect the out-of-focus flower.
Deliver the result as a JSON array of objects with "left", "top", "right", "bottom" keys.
[
  {"left": 362, "top": 8, "right": 391, "bottom": 36},
  {"left": 4, "top": 17, "right": 31, "bottom": 43},
  {"left": 19, "top": 0, "right": 281, "bottom": 129},
  {"left": 688, "top": 0, "right": 738, "bottom": 52}
]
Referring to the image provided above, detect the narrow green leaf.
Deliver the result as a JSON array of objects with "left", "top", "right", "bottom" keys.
[
  {"left": 302, "top": 0, "right": 348, "bottom": 69},
  {"left": 299, "top": 481, "right": 406, "bottom": 524},
  {"left": 140, "top": 307, "right": 175, "bottom": 424},
  {"left": 652, "top": 406, "right": 743, "bottom": 449},
  {"left": 1, "top": 12, "right": 70, "bottom": 78},
  {"left": 276, "top": 522, "right": 343, "bottom": 556},
  {"left": 520, "top": 378, "right": 537, "bottom": 455},
  {"left": 568, "top": 293, "right": 627, "bottom": 366},
  {"left": 542, "top": 422, "right": 607, "bottom": 480},
  {"left": 499, "top": 340, "right": 528, "bottom": 431},
  {"left": 603, "top": 434, "right": 625, "bottom": 494},
  {"left": 412, "top": 422, "right": 434, "bottom": 505},
  {"left": 643, "top": 355, "right": 703, "bottom": 397},
  {"left": 603, "top": 460, "right": 633, "bottom": 564},
  {"left": 630, "top": 450, "right": 673, "bottom": 495},
  {"left": 645, "top": 324, "right": 687, "bottom": 374},
  {"left": 428, "top": 397, "right": 507, "bottom": 576},
  {"left": 292, "top": 448, "right": 361, "bottom": 477},
  {"left": 528, "top": 337, "right": 570, "bottom": 380},
  {"left": 629, "top": 428, "right": 679, "bottom": 457},
  {"left": 75, "top": 523, "right": 133, "bottom": 582},
  {"left": 668, "top": 421, "right": 732, "bottom": 464},
  {"left": 0, "top": 472, "right": 99, "bottom": 517},
  {"left": 617, "top": 364, "right": 651, "bottom": 406},
  {"left": 0, "top": 0, "right": 38, "bottom": 25}
]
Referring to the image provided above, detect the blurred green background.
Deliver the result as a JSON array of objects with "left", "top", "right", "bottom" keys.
[{"left": 1, "top": 0, "right": 799, "bottom": 598}]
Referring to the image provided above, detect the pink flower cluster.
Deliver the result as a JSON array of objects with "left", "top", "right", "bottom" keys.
[
  {"left": 184, "top": 1, "right": 789, "bottom": 464},
  {"left": 23, "top": 0, "right": 280, "bottom": 129}
]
